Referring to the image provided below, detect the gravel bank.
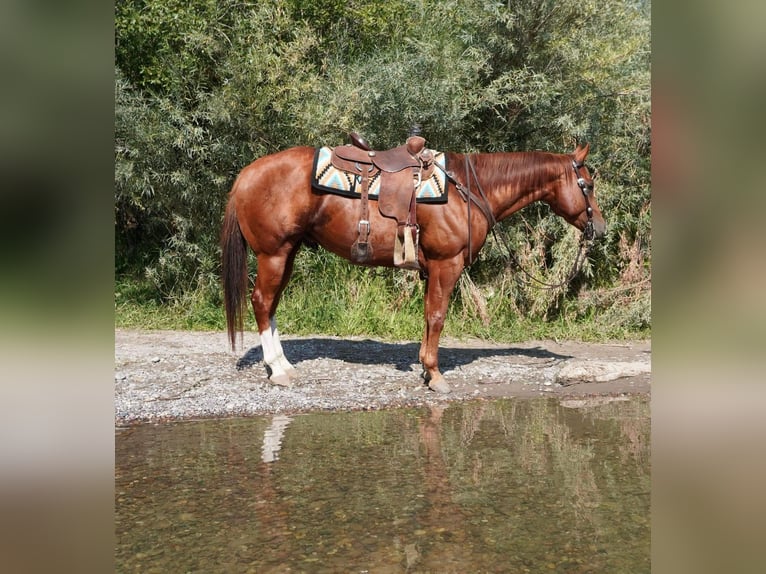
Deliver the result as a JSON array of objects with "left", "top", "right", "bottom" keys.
[{"left": 115, "top": 329, "right": 650, "bottom": 424}]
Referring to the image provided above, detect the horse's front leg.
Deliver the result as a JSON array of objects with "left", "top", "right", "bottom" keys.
[{"left": 420, "top": 257, "right": 463, "bottom": 393}]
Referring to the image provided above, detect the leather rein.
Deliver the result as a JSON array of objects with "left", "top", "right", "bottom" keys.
[{"left": 438, "top": 155, "right": 595, "bottom": 290}]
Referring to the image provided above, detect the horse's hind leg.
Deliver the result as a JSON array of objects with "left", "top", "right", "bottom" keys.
[
  {"left": 269, "top": 253, "right": 300, "bottom": 379},
  {"left": 252, "top": 245, "right": 300, "bottom": 386},
  {"left": 269, "top": 317, "right": 296, "bottom": 377}
]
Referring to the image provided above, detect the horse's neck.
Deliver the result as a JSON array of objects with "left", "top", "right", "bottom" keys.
[{"left": 474, "top": 152, "right": 562, "bottom": 221}]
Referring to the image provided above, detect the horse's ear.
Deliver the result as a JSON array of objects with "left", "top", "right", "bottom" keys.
[{"left": 574, "top": 142, "right": 590, "bottom": 163}]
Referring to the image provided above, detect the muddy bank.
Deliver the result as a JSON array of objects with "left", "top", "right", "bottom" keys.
[{"left": 115, "top": 329, "right": 650, "bottom": 425}]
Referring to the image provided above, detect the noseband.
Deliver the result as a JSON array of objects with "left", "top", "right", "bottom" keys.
[{"left": 572, "top": 160, "right": 595, "bottom": 240}]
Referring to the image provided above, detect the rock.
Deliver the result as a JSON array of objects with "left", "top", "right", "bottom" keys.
[
  {"left": 555, "top": 359, "right": 650, "bottom": 386},
  {"left": 560, "top": 396, "right": 630, "bottom": 409}
]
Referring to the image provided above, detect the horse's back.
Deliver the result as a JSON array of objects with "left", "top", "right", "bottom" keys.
[
  {"left": 231, "top": 146, "right": 317, "bottom": 252},
  {"left": 232, "top": 146, "right": 315, "bottom": 194}
]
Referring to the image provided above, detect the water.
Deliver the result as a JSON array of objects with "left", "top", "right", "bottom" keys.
[{"left": 116, "top": 397, "right": 650, "bottom": 573}]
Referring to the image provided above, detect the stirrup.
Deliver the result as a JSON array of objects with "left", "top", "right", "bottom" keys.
[{"left": 394, "top": 225, "right": 420, "bottom": 270}]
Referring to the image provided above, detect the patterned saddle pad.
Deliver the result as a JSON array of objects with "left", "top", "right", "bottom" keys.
[{"left": 311, "top": 146, "right": 448, "bottom": 204}]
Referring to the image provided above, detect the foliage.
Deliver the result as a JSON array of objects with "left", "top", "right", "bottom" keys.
[{"left": 115, "top": 0, "right": 651, "bottom": 338}]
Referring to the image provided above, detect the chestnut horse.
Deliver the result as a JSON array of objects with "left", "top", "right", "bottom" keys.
[{"left": 221, "top": 143, "right": 605, "bottom": 393}]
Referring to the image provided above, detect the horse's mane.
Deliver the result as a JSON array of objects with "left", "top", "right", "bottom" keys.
[{"left": 471, "top": 150, "right": 573, "bottom": 191}]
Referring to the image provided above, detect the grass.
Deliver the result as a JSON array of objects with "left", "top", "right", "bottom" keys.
[{"left": 115, "top": 261, "right": 650, "bottom": 343}]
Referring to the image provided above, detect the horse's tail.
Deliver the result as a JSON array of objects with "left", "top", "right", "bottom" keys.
[{"left": 221, "top": 198, "right": 248, "bottom": 351}]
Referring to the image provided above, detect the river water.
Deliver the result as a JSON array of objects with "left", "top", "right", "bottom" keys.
[{"left": 116, "top": 396, "right": 649, "bottom": 572}]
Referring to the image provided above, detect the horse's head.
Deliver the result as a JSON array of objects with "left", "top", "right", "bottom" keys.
[{"left": 548, "top": 143, "right": 606, "bottom": 239}]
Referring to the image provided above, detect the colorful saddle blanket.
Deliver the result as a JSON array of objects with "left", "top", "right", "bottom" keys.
[{"left": 311, "top": 146, "right": 448, "bottom": 204}]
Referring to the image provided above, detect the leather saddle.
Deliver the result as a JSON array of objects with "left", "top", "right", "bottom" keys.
[
  {"left": 330, "top": 133, "right": 435, "bottom": 269},
  {"left": 333, "top": 135, "right": 433, "bottom": 174}
]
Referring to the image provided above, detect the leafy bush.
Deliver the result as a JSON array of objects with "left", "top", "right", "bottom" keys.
[{"left": 115, "top": 0, "right": 650, "bottom": 338}]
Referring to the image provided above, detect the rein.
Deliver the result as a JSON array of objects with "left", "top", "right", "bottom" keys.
[
  {"left": 495, "top": 229, "right": 592, "bottom": 290},
  {"left": 440, "top": 154, "right": 595, "bottom": 290}
]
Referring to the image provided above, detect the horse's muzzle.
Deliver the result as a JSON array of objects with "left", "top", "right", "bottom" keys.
[{"left": 589, "top": 217, "right": 607, "bottom": 239}]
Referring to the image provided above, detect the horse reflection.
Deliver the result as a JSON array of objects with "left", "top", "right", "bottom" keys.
[{"left": 260, "top": 414, "right": 292, "bottom": 463}]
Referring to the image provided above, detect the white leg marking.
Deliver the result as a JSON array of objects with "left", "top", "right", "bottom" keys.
[
  {"left": 260, "top": 326, "right": 291, "bottom": 386},
  {"left": 270, "top": 317, "right": 296, "bottom": 375}
]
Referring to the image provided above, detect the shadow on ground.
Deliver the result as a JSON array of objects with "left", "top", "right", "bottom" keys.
[{"left": 236, "top": 337, "right": 571, "bottom": 372}]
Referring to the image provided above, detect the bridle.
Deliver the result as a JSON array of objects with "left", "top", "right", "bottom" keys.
[{"left": 572, "top": 159, "right": 596, "bottom": 241}]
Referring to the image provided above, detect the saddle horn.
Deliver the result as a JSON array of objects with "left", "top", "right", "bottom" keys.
[{"left": 349, "top": 132, "right": 371, "bottom": 151}]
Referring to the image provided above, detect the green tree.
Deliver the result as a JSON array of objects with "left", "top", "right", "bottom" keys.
[{"left": 115, "top": 0, "right": 650, "bottom": 336}]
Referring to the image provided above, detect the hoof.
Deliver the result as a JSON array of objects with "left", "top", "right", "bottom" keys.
[
  {"left": 277, "top": 356, "right": 298, "bottom": 379},
  {"left": 270, "top": 373, "right": 293, "bottom": 387},
  {"left": 428, "top": 378, "right": 451, "bottom": 394}
]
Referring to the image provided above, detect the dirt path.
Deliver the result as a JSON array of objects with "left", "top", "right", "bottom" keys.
[{"left": 115, "top": 329, "right": 650, "bottom": 424}]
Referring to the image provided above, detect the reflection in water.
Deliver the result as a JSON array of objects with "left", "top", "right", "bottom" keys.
[
  {"left": 261, "top": 414, "right": 292, "bottom": 463},
  {"left": 116, "top": 397, "right": 650, "bottom": 572}
]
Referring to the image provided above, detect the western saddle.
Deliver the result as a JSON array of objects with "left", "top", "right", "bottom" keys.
[{"left": 330, "top": 132, "right": 436, "bottom": 269}]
